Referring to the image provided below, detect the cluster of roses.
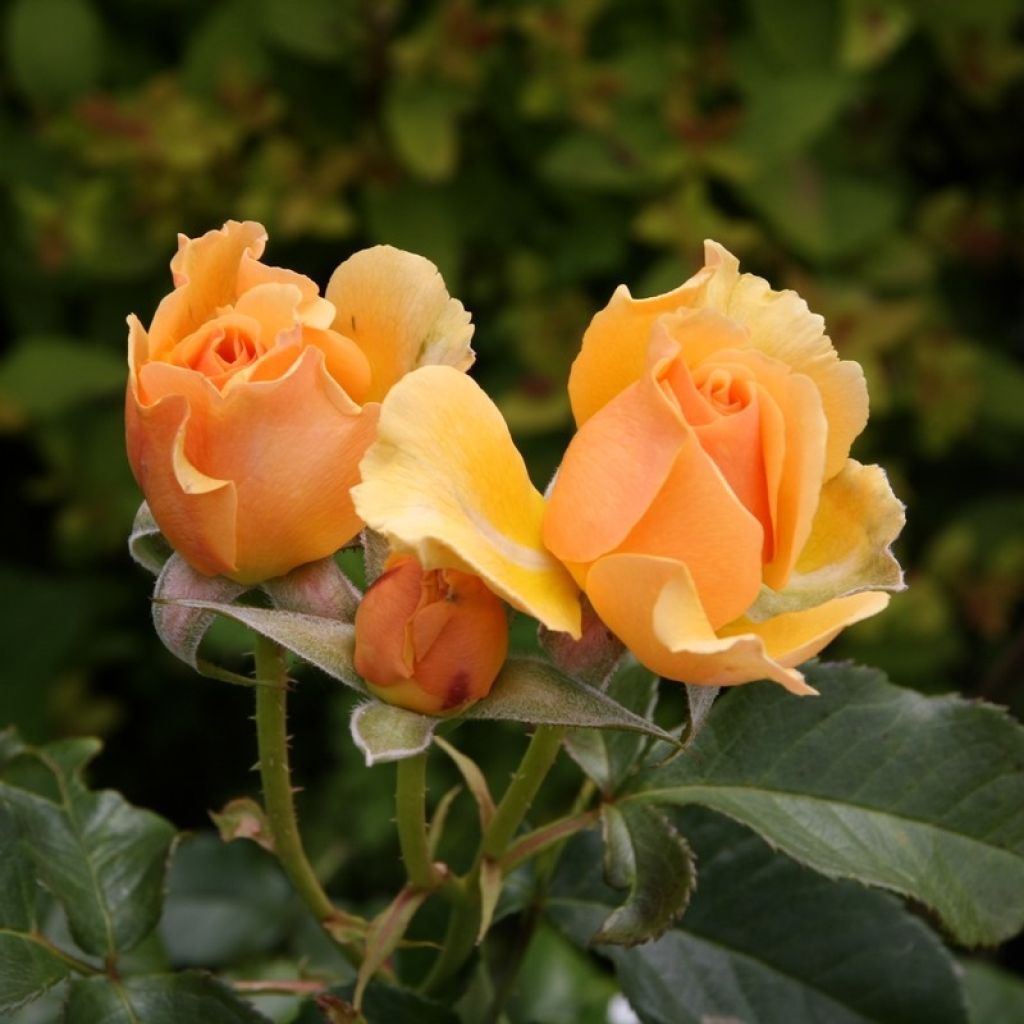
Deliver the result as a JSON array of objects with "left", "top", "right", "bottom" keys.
[{"left": 126, "top": 222, "right": 904, "bottom": 714}]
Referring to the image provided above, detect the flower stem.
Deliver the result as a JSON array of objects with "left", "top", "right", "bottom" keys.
[
  {"left": 396, "top": 751, "right": 440, "bottom": 890},
  {"left": 480, "top": 725, "right": 566, "bottom": 860},
  {"left": 253, "top": 633, "right": 363, "bottom": 952},
  {"left": 421, "top": 724, "right": 566, "bottom": 993}
]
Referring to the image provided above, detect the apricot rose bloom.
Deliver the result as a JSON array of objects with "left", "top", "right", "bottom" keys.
[
  {"left": 126, "top": 221, "right": 472, "bottom": 584},
  {"left": 542, "top": 242, "right": 905, "bottom": 694},
  {"left": 354, "top": 555, "right": 509, "bottom": 715}
]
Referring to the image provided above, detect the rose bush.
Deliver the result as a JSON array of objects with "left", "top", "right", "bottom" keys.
[
  {"left": 354, "top": 554, "right": 509, "bottom": 715},
  {"left": 126, "top": 221, "right": 472, "bottom": 584},
  {"left": 543, "top": 241, "right": 905, "bottom": 693}
]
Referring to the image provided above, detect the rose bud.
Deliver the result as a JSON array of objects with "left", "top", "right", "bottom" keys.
[
  {"left": 354, "top": 555, "right": 509, "bottom": 715},
  {"left": 543, "top": 241, "right": 905, "bottom": 695}
]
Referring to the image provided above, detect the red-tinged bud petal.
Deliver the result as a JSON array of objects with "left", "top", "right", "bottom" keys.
[{"left": 354, "top": 555, "right": 508, "bottom": 716}]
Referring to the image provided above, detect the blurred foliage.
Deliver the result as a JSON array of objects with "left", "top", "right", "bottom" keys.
[{"left": 1, "top": 0, "right": 1023, "bottom": 1008}]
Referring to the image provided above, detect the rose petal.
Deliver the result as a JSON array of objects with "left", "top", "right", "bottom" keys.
[
  {"left": 353, "top": 366, "right": 581, "bottom": 637},
  {"left": 749, "top": 460, "right": 906, "bottom": 619},
  {"left": 585, "top": 553, "right": 815, "bottom": 695},
  {"left": 544, "top": 348, "right": 689, "bottom": 566},
  {"left": 326, "top": 246, "right": 474, "bottom": 402},
  {"left": 210, "top": 348, "right": 378, "bottom": 583},
  {"left": 125, "top": 387, "right": 238, "bottom": 578},
  {"left": 150, "top": 221, "right": 267, "bottom": 357},
  {"left": 567, "top": 267, "right": 713, "bottom": 427},
  {"left": 697, "top": 241, "right": 868, "bottom": 479},
  {"left": 236, "top": 251, "right": 335, "bottom": 329},
  {"left": 718, "top": 590, "right": 891, "bottom": 668},
  {"left": 130, "top": 347, "right": 378, "bottom": 583}
]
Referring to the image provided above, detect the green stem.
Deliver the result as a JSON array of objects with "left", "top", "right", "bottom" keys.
[
  {"left": 481, "top": 725, "right": 566, "bottom": 859},
  {"left": 500, "top": 808, "right": 599, "bottom": 874},
  {"left": 253, "top": 634, "right": 362, "bottom": 949},
  {"left": 421, "top": 724, "right": 566, "bottom": 993},
  {"left": 396, "top": 751, "right": 439, "bottom": 890}
]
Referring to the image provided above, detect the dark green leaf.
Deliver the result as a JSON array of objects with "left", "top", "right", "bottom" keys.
[
  {"left": 295, "top": 982, "right": 459, "bottom": 1024},
  {"left": 551, "top": 811, "right": 968, "bottom": 1024},
  {"left": 159, "top": 834, "right": 295, "bottom": 969},
  {"left": 595, "top": 803, "right": 694, "bottom": 946},
  {"left": 0, "top": 934, "right": 69, "bottom": 1016},
  {"left": 625, "top": 662, "right": 1024, "bottom": 946},
  {"left": 0, "top": 802, "right": 38, "bottom": 930},
  {"left": 0, "top": 732, "right": 175, "bottom": 959},
  {"left": 564, "top": 658, "right": 661, "bottom": 794},
  {"left": 961, "top": 960, "right": 1024, "bottom": 1024},
  {"left": 64, "top": 972, "right": 272, "bottom": 1023}
]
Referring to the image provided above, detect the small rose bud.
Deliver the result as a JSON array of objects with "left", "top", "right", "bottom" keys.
[{"left": 354, "top": 555, "right": 508, "bottom": 715}]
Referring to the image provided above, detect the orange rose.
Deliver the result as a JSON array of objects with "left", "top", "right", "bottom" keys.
[
  {"left": 543, "top": 242, "right": 904, "bottom": 694},
  {"left": 354, "top": 555, "right": 509, "bottom": 715},
  {"left": 126, "top": 223, "right": 473, "bottom": 585}
]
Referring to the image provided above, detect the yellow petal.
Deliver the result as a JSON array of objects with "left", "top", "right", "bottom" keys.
[
  {"left": 326, "top": 246, "right": 474, "bottom": 402},
  {"left": 719, "top": 590, "right": 891, "bottom": 668},
  {"left": 567, "top": 268, "right": 712, "bottom": 427},
  {"left": 749, "top": 460, "right": 905, "bottom": 619},
  {"left": 353, "top": 366, "right": 581, "bottom": 637},
  {"left": 585, "top": 553, "right": 815, "bottom": 694},
  {"left": 697, "top": 241, "right": 868, "bottom": 479}
]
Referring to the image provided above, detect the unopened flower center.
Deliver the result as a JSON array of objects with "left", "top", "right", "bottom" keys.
[{"left": 693, "top": 365, "right": 750, "bottom": 414}]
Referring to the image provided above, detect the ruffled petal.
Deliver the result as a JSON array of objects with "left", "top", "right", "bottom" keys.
[
  {"left": 236, "top": 251, "right": 335, "bottom": 328},
  {"left": 125, "top": 386, "right": 238, "bottom": 578},
  {"left": 567, "top": 266, "right": 713, "bottom": 427},
  {"left": 353, "top": 366, "right": 581, "bottom": 637},
  {"left": 696, "top": 241, "right": 868, "bottom": 479},
  {"left": 326, "top": 246, "right": 474, "bottom": 402},
  {"left": 749, "top": 460, "right": 906, "bottom": 619},
  {"left": 585, "top": 553, "right": 816, "bottom": 695},
  {"left": 150, "top": 221, "right": 267, "bottom": 357}
]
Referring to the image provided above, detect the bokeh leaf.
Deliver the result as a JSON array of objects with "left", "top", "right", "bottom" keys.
[{"left": 5, "top": 0, "right": 103, "bottom": 106}]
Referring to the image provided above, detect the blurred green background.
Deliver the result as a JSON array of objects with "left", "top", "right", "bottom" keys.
[{"left": 1, "top": 0, "right": 1022, "bottom": 943}]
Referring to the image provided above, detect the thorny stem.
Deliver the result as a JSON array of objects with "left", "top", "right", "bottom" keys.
[
  {"left": 253, "top": 633, "right": 363, "bottom": 959},
  {"left": 420, "top": 724, "right": 567, "bottom": 994},
  {"left": 396, "top": 751, "right": 441, "bottom": 890}
]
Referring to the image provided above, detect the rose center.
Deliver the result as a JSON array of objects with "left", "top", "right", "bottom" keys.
[{"left": 693, "top": 365, "right": 750, "bottom": 414}]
